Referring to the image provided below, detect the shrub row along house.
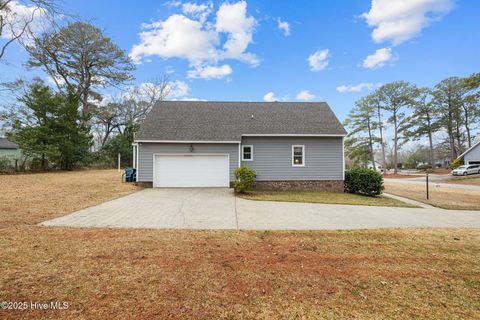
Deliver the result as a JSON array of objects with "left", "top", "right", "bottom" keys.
[{"left": 132, "top": 101, "right": 347, "bottom": 191}]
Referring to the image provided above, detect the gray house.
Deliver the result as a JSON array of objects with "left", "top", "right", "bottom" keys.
[
  {"left": 0, "top": 137, "right": 21, "bottom": 166},
  {"left": 459, "top": 140, "right": 480, "bottom": 165},
  {"left": 133, "top": 101, "right": 347, "bottom": 191}
]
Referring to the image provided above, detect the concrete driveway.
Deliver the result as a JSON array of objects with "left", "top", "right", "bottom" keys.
[{"left": 40, "top": 188, "right": 480, "bottom": 230}]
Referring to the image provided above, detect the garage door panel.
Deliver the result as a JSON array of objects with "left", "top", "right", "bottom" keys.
[{"left": 154, "top": 154, "right": 229, "bottom": 187}]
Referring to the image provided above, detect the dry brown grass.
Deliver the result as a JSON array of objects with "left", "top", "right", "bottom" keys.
[
  {"left": 1, "top": 228, "right": 479, "bottom": 319},
  {"left": 240, "top": 190, "right": 417, "bottom": 207},
  {"left": 443, "top": 176, "right": 480, "bottom": 186},
  {"left": 385, "top": 182, "right": 480, "bottom": 210},
  {"left": 0, "top": 169, "right": 139, "bottom": 226},
  {"left": 1, "top": 170, "right": 479, "bottom": 319}
]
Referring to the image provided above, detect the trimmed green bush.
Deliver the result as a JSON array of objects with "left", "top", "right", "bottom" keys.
[
  {"left": 234, "top": 166, "right": 256, "bottom": 193},
  {"left": 345, "top": 167, "right": 384, "bottom": 196}
]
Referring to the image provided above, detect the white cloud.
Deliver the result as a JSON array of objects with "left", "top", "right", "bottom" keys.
[
  {"left": 307, "top": 49, "right": 329, "bottom": 72},
  {"left": 277, "top": 17, "right": 290, "bottom": 36},
  {"left": 187, "top": 64, "right": 232, "bottom": 79},
  {"left": 182, "top": 1, "right": 213, "bottom": 24},
  {"left": 130, "top": 1, "right": 258, "bottom": 79},
  {"left": 122, "top": 80, "right": 190, "bottom": 102},
  {"left": 215, "top": 1, "right": 258, "bottom": 65},
  {"left": 130, "top": 14, "right": 218, "bottom": 64},
  {"left": 337, "top": 82, "right": 379, "bottom": 93},
  {"left": 46, "top": 75, "right": 65, "bottom": 87},
  {"left": 263, "top": 91, "right": 283, "bottom": 102},
  {"left": 138, "top": 80, "right": 207, "bottom": 101},
  {"left": 0, "top": 0, "right": 48, "bottom": 41},
  {"left": 164, "top": 0, "right": 182, "bottom": 8},
  {"left": 361, "top": 0, "right": 454, "bottom": 45},
  {"left": 166, "top": 80, "right": 190, "bottom": 98},
  {"left": 296, "top": 90, "right": 315, "bottom": 101},
  {"left": 362, "top": 47, "right": 395, "bottom": 69}
]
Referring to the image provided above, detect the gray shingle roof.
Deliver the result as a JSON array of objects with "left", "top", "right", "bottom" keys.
[
  {"left": 0, "top": 138, "right": 18, "bottom": 149},
  {"left": 136, "top": 101, "right": 347, "bottom": 141}
]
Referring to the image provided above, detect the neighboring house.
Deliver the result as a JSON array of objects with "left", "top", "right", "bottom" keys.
[
  {"left": 0, "top": 138, "right": 21, "bottom": 167},
  {"left": 459, "top": 140, "right": 480, "bottom": 165},
  {"left": 434, "top": 158, "right": 451, "bottom": 168},
  {"left": 133, "top": 101, "right": 347, "bottom": 191},
  {"left": 433, "top": 148, "right": 451, "bottom": 168},
  {"left": 367, "top": 160, "right": 383, "bottom": 171}
]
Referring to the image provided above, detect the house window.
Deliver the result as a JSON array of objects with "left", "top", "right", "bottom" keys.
[
  {"left": 242, "top": 145, "right": 253, "bottom": 161},
  {"left": 292, "top": 145, "right": 304, "bottom": 166}
]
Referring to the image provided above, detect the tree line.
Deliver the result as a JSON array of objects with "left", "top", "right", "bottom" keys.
[
  {"left": 344, "top": 75, "right": 480, "bottom": 173},
  {"left": 1, "top": 1, "right": 171, "bottom": 170}
]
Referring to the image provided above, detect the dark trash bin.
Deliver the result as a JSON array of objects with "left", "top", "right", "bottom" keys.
[{"left": 123, "top": 167, "right": 136, "bottom": 182}]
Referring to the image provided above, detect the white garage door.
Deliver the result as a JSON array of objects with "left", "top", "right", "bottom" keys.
[{"left": 153, "top": 154, "right": 229, "bottom": 187}]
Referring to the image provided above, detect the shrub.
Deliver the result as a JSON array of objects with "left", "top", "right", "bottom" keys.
[
  {"left": 234, "top": 166, "right": 256, "bottom": 193},
  {"left": 345, "top": 167, "right": 384, "bottom": 196},
  {"left": 417, "top": 164, "right": 432, "bottom": 171},
  {"left": 0, "top": 156, "right": 13, "bottom": 171},
  {"left": 450, "top": 157, "right": 463, "bottom": 169}
]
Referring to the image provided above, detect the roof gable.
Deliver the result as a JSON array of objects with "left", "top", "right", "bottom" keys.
[
  {"left": 136, "top": 101, "right": 347, "bottom": 142},
  {"left": 0, "top": 138, "right": 18, "bottom": 149},
  {"left": 459, "top": 140, "right": 480, "bottom": 158}
]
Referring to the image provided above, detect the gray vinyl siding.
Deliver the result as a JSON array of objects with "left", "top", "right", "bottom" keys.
[
  {"left": 464, "top": 144, "right": 480, "bottom": 164},
  {"left": 137, "top": 143, "right": 239, "bottom": 182},
  {"left": 241, "top": 137, "right": 344, "bottom": 181}
]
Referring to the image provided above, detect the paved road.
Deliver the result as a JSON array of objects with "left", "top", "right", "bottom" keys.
[
  {"left": 40, "top": 188, "right": 480, "bottom": 230},
  {"left": 384, "top": 178, "right": 480, "bottom": 191}
]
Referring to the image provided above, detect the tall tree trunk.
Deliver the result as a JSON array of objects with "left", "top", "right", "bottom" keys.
[
  {"left": 425, "top": 113, "right": 435, "bottom": 166},
  {"left": 428, "top": 129, "right": 434, "bottom": 166},
  {"left": 366, "top": 117, "right": 375, "bottom": 169},
  {"left": 455, "top": 124, "right": 462, "bottom": 155},
  {"left": 377, "top": 106, "right": 387, "bottom": 175},
  {"left": 393, "top": 110, "right": 398, "bottom": 174},
  {"left": 464, "top": 107, "right": 471, "bottom": 148},
  {"left": 446, "top": 111, "right": 457, "bottom": 160}
]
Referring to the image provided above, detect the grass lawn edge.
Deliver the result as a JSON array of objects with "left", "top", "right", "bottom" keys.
[{"left": 237, "top": 190, "right": 419, "bottom": 208}]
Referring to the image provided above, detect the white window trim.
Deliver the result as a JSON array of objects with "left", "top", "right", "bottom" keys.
[
  {"left": 292, "top": 145, "right": 305, "bottom": 167},
  {"left": 241, "top": 145, "right": 253, "bottom": 161}
]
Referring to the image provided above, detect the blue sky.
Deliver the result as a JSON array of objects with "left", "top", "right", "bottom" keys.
[{"left": 1, "top": 0, "right": 479, "bottom": 121}]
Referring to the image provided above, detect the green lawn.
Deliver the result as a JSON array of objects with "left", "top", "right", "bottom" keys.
[{"left": 238, "top": 190, "right": 418, "bottom": 207}]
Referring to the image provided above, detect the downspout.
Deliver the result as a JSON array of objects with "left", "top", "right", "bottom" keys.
[
  {"left": 238, "top": 143, "right": 241, "bottom": 168},
  {"left": 136, "top": 143, "right": 140, "bottom": 181},
  {"left": 342, "top": 136, "right": 345, "bottom": 180}
]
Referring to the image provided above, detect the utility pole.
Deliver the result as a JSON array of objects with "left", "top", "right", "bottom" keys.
[{"left": 118, "top": 153, "right": 121, "bottom": 172}]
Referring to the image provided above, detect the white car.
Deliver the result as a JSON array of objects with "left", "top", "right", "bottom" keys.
[{"left": 451, "top": 164, "right": 480, "bottom": 176}]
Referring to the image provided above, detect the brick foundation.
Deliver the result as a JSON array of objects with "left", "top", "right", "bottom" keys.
[{"left": 254, "top": 180, "right": 344, "bottom": 192}]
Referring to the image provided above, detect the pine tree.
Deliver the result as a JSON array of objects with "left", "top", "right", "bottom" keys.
[
  {"left": 344, "top": 96, "right": 378, "bottom": 169},
  {"left": 8, "top": 79, "right": 91, "bottom": 170}
]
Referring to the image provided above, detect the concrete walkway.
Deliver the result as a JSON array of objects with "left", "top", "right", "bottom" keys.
[{"left": 40, "top": 188, "right": 480, "bottom": 231}]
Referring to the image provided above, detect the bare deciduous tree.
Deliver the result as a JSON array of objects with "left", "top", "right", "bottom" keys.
[
  {"left": 0, "top": 0, "right": 60, "bottom": 60},
  {"left": 91, "top": 75, "right": 171, "bottom": 149}
]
